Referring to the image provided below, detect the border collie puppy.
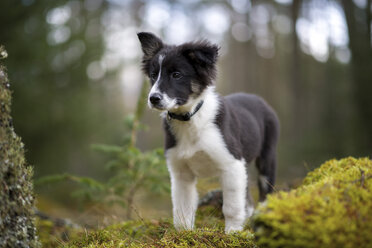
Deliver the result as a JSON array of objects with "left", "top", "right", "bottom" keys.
[{"left": 137, "top": 32, "right": 279, "bottom": 233}]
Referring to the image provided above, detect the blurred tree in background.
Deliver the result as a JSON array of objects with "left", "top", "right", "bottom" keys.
[
  {"left": 341, "top": 0, "right": 372, "bottom": 155},
  {"left": 0, "top": 0, "right": 371, "bottom": 219},
  {"left": 0, "top": 0, "right": 124, "bottom": 183}
]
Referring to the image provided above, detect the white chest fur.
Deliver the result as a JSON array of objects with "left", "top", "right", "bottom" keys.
[
  {"left": 169, "top": 131, "right": 223, "bottom": 178},
  {"left": 165, "top": 87, "right": 238, "bottom": 176},
  {"left": 185, "top": 151, "right": 219, "bottom": 178}
]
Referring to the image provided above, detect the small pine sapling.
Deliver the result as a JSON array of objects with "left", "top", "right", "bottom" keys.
[{"left": 37, "top": 81, "right": 169, "bottom": 219}]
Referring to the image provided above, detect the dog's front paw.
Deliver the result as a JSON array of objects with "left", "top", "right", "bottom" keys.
[
  {"left": 174, "top": 222, "right": 194, "bottom": 231},
  {"left": 224, "top": 224, "right": 243, "bottom": 234},
  {"left": 173, "top": 216, "right": 195, "bottom": 231},
  {"left": 224, "top": 218, "right": 244, "bottom": 234}
]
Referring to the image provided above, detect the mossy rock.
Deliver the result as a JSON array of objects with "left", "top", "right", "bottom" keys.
[
  {"left": 0, "top": 47, "right": 40, "bottom": 247},
  {"left": 252, "top": 157, "right": 372, "bottom": 248}
]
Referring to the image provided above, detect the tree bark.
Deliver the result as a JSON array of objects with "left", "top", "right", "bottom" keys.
[
  {"left": 0, "top": 47, "right": 40, "bottom": 247},
  {"left": 291, "top": 0, "right": 303, "bottom": 141},
  {"left": 341, "top": 0, "right": 372, "bottom": 155}
]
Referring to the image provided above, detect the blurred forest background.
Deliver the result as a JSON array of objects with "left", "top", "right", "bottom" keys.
[{"left": 1, "top": 0, "right": 372, "bottom": 225}]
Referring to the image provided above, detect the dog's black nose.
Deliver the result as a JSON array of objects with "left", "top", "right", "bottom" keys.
[{"left": 150, "top": 93, "right": 163, "bottom": 105}]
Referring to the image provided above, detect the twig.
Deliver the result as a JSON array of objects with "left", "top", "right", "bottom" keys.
[
  {"left": 346, "top": 170, "right": 371, "bottom": 186},
  {"left": 360, "top": 169, "right": 365, "bottom": 187},
  {"left": 131, "top": 204, "right": 146, "bottom": 224},
  {"left": 126, "top": 175, "right": 145, "bottom": 219}
]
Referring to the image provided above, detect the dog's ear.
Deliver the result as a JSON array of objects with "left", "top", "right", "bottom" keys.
[
  {"left": 137, "top": 32, "right": 163, "bottom": 60},
  {"left": 182, "top": 41, "right": 219, "bottom": 67},
  {"left": 182, "top": 41, "right": 219, "bottom": 82}
]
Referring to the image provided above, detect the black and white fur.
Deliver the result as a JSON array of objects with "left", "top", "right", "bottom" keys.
[{"left": 137, "top": 32, "right": 279, "bottom": 233}]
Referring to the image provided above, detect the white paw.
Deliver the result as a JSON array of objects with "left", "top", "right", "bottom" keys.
[
  {"left": 174, "top": 223, "right": 194, "bottom": 231},
  {"left": 225, "top": 224, "right": 243, "bottom": 234},
  {"left": 224, "top": 217, "right": 244, "bottom": 233}
]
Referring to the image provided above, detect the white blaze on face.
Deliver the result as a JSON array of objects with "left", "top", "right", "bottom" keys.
[
  {"left": 148, "top": 54, "right": 178, "bottom": 110},
  {"left": 148, "top": 54, "right": 164, "bottom": 104}
]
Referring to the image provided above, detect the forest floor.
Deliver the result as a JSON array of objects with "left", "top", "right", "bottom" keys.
[
  {"left": 36, "top": 204, "right": 257, "bottom": 248},
  {"left": 36, "top": 157, "right": 372, "bottom": 247},
  {"left": 35, "top": 177, "right": 300, "bottom": 247}
]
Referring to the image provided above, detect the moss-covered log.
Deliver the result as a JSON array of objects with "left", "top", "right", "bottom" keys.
[
  {"left": 0, "top": 46, "right": 40, "bottom": 247},
  {"left": 252, "top": 157, "right": 372, "bottom": 248}
]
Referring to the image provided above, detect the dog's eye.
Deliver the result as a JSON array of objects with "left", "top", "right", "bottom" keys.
[
  {"left": 150, "top": 72, "right": 157, "bottom": 81},
  {"left": 172, "top": 72, "right": 182, "bottom": 79}
]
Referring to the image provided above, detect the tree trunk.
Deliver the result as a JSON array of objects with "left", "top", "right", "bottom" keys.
[
  {"left": 341, "top": 0, "right": 372, "bottom": 155},
  {"left": 291, "top": 0, "right": 303, "bottom": 142},
  {"left": 0, "top": 47, "right": 40, "bottom": 247}
]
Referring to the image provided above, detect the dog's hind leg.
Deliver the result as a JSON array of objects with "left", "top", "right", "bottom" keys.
[
  {"left": 256, "top": 118, "right": 279, "bottom": 202},
  {"left": 256, "top": 151, "right": 276, "bottom": 201}
]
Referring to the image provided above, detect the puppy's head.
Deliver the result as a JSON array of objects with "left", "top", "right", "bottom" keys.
[{"left": 137, "top": 32, "right": 219, "bottom": 111}]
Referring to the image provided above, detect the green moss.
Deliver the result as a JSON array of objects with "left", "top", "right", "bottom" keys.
[
  {"left": 0, "top": 46, "right": 40, "bottom": 247},
  {"left": 64, "top": 219, "right": 169, "bottom": 248},
  {"left": 157, "top": 228, "right": 256, "bottom": 248},
  {"left": 252, "top": 157, "right": 372, "bottom": 248},
  {"left": 63, "top": 218, "right": 256, "bottom": 248},
  {"left": 57, "top": 197, "right": 256, "bottom": 247}
]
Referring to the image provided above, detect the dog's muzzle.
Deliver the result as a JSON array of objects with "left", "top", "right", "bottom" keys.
[{"left": 149, "top": 93, "right": 164, "bottom": 109}]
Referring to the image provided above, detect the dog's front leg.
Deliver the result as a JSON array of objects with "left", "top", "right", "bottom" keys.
[
  {"left": 221, "top": 160, "right": 247, "bottom": 233},
  {"left": 168, "top": 161, "right": 198, "bottom": 230}
]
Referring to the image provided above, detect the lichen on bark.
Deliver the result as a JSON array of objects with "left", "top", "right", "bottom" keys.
[{"left": 0, "top": 46, "right": 40, "bottom": 247}]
